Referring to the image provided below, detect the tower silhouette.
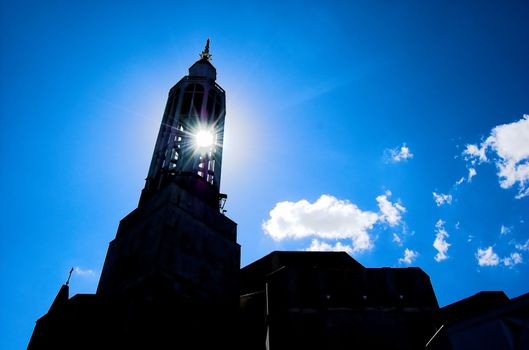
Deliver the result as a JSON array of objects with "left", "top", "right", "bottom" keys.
[
  {"left": 97, "top": 40, "right": 239, "bottom": 303},
  {"left": 28, "top": 41, "right": 240, "bottom": 350}
]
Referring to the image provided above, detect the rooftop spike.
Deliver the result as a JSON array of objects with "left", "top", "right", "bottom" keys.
[
  {"left": 66, "top": 267, "right": 74, "bottom": 285},
  {"left": 200, "top": 38, "right": 212, "bottom": 61}
]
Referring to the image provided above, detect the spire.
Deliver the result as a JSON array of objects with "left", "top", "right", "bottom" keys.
[
  {"left": 66, "top": 267, "right": 74, "bottom": 285},
  {"left": 189, "top": 39, "right": 217, "bottom": 80},
  {"left": 200, "top": 38, "right": 212, "bottom": 61}
]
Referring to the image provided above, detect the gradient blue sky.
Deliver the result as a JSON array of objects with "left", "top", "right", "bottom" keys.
[{"left": 1, "top": 1, "right": 529, "bottom": 349}]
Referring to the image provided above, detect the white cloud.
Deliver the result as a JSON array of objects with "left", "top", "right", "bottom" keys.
[
  {"left": 464, "top": 143, "right": 488, "bottom": 163},
  {"left": 305, "top": 239, "right": 353, "bottom": 254},
  {"left": 392, "top": 233, "right": 403, "bottom": 246},
  {"left": 399, "top": 248, "right": 419, "bottom": 264},
  {"left": 476, "top": 246, "right": 500, "bottom": 266},
  {"left": 455, "top": 177, "right": 465, "bottom": 186},
  {"left": 500, "top": 225, "right": 510, "bottom": 236},
  {"left": 454, "top": 168, "right": 477, "bottom": 187},
  {"left": 376, "top": 191, "right": 406, "bottom": 226},
  {"left": 476, "top": 247, "right": 523, "bottom": 267},
  {"left": 515, "top": 239, "right": 529, "bottom": 251},
  {"left": 468, "top": 168, "right": 477, "bottom": 182},
  {"left": 385, "top": 143, "right": 414, "bottom": 162},
  {"left": 463, "top": 115, "right": 529, "bottom": 199},
  {"left": 263, "top": 192, "right": 407, "bottom": 253},
  {"left": 433, "top": 219, "right": 451, "bottom": 262},
  {"left": 502, "top": 252, "right": 522, "bottom": 267},
  {"left": 432, "top": 192, "right": 452, "bottom": 206},
  {"left": 73, "top": 266, "right": 96, "bottom": 277},
  {"left": 262, "top": 195, "right": 378, "bottom": 252}
]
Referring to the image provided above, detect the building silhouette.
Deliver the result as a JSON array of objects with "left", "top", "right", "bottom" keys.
[{"left": 28, "top": 42, "right": 529, "bottom": 350}]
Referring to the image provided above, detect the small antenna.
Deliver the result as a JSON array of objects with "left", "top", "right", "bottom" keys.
[{"left": 66, "top": 267, "right": 74, "bottom": 285}]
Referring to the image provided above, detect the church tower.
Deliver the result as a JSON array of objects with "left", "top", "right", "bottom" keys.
[
  {"left": 138, "top": 39, "right": 226, "bottom": 208},
  {"left": 28, "top": 41, "right": 240, "bottom": 350},
  {"left": 97, "top": 40, "right": 240, "bottom": 306}
]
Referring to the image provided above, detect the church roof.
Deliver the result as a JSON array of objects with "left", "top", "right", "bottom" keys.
[{"left": 188, "top": 58, "right": 217, "bottom": 80}]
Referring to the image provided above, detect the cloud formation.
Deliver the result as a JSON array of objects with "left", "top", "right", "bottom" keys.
[
  {"left": 263, "top": 192, "right": 406, "bottom": 253},
  {"left": 376, "top": 191, "right": 406, "bottom": 226},
  {"left": 432, "top": 192, "right": 452, "bottom": 206},
  {"left": 503, "top": 252, "right": 522, "bottom": 267},
  {"left": 262, "top": 195, "right": 378, "bottom": 252},
  {"left": 515, "top": 239, "right": 529, "bottom": 251},
  {"left": 433, "top": 219, "right": 450, "bottom": 262},
  {"left": 476, "top": 246, "right": 500, "bottom": 266},
  {"left": 455, "top": 167, "right": 476, "bottom": 186},
  {"left": 73, "top": 266, "right": 96, "bottom": 277},
  {"left": 467, "top": 168, "right": 477, "bottom": 182},
  {"left": 306, "top": 239, "right": 353, "bottom": 254},
  {"left": 385, "top": 143, "right": 414, "bottom": 162},
  {"left": 463, "top": 115, "right": 529, "bottom": 199},
  {"left": 476, "top": 247, "right": 523, "bottom": 267},
  {"left": 399, "top": 248, "right": 419, "bottom": 264},
  {"left": 392, "top": 233, "right": 403, "bottom": 246}
]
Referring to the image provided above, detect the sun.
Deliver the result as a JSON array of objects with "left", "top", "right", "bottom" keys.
[{"left": 194, "top": 129, "right": 215, "bottom": 149}]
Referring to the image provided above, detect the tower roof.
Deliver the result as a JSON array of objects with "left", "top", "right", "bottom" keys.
[{"left": 189, "top": 39, "right": 216, "bottom": 80}]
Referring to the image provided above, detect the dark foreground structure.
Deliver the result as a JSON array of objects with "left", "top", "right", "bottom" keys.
[{"left": 28, "top": 42, "right": 529, "bottom": 350}]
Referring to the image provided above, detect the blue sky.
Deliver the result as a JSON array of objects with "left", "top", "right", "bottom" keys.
[{"left": 1, "top": 1, "right": 528, "bottom": 349}]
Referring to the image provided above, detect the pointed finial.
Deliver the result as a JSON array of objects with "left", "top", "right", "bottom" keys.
[
  {"left": 66, "top": 267, "right": 74, "bottom": 285},
  {"left": 200, "top": 38, "right": 212, "bottom": 61}
]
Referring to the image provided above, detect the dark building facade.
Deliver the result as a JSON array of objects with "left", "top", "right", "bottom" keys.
[
  {"left": 239, "top": 252, "right": 439, "bottom": 350},
  {"left": 28, "top": 42, "right": 529, "bottom": 350},
  {"left": 426, "top": 291, "right": 529, "bottom": 350}
]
